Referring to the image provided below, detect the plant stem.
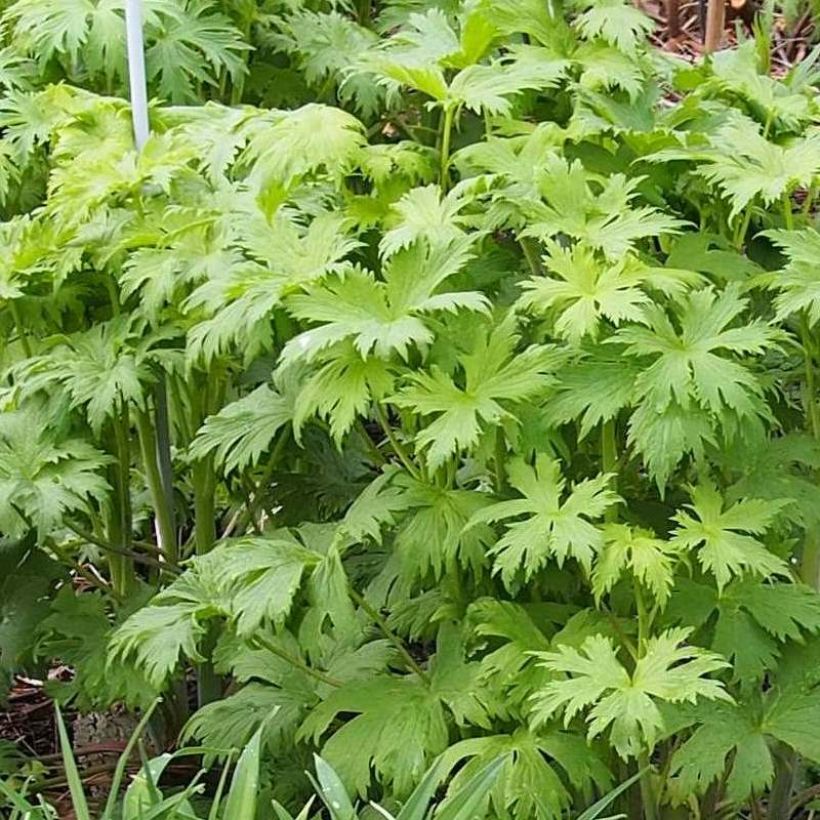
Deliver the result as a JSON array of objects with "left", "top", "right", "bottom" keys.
[
  {"left": 733, "top": 206, "right": 754, "bottom": 250},
  {"left": 252, "top": 634, "right": 343, "bottom": 688},
  {"left": 602, "top": 418, "right": 618, "bottom": 522},
  {"left": 10, "top": 302, "right": 32, "bottom": 357},
  {"left": 783, "top": 193, "right": 795, "bottom": 231},
  {"left": 493, "top": 427, "right": 508, "bottom": 494},
  {"left": 106, "top": 409, "right": 135, "bottom": 598},
  {"left": 373, "top": 402, "right": 420, "bottom": 479},
  {"left": 439, "top": 106, "right": 455, "bottom": 191},
  {"left": 154, "top": 376, "right": 177, "bottom": 555},
  {"left": 135, "top": 408, "right": 177, "bottom": 564},
  {"left": 349, "top": 589, "right": 430, "bottom": 684},
  {"left": 634, "top": 580, "right": 658, "bottom": 820},
  {"left": 801, "top": 314, "right": 819, "bottom": 440}
]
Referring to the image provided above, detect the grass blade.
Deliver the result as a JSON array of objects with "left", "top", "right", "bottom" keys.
[
  {"left": 221, "top": 726, "right": 263, "bottom": 820},
  {"left": 575, "top": 769, "right": 646, "bottom": 820},
  {"left": 55, "top": 705, "right": 91, "bottom": 820},
  {"left": 433, "top": 755, "right": 506, "bottom": 820},
  {"left": 103, "top": 698, "right": 161, "bottom": 819}
]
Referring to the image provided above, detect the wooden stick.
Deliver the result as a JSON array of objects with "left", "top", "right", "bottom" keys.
[
  {"left": 704, "top": 0, "right": 726, "bottom": 51},
  {"left": 667, "top": 0, "right": 681, "bottom": 38}
]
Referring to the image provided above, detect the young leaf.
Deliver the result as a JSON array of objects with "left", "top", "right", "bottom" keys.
[
  {"left": 467, "top": 455, "right": 618, "bottom": 584},
  {"left": 531, "top": 628, "right": 730, "bottom": 759}
]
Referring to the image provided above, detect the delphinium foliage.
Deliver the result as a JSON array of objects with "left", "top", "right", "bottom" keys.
[{"left": 2, "top": 0, "right": 820, "bottom": 818}]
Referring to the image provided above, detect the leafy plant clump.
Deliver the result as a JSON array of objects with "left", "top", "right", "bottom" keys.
[{"left": 2, "top": 0, "right": 820, "bottom": 817}]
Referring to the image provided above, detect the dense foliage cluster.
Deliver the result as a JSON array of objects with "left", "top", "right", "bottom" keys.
[{"left": 2, "top": 0, "right": 820, "bottom": 817}]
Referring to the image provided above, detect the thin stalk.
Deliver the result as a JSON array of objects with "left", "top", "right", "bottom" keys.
[
  {"left": 801, "top": 314, "right": 819, "bottom": 440},
  {"left": 10, "top": 302, "right": 32, "bottom": 357},
  {"left": 783, "top": 192, "right": 795, "bottom": 231},
  {"left": 349, "top": 589, "right": 430, "bottom": 684},
  {"left": 373, "top": 402, "right": 420, "bottom": 479},
  {"left": 232, "top": 428, "right": 292, "bottom": 537},
  {"left": 135, "top": 408, "right": 177, "bottom": 563},
  {"left": 106, "top": 410, "right": 135, "bottom": 598},
  {"left": 602, "top": 419, "right": 618, "bottom": 522},
  {"left": 493, "top": 428, "right": 508, "bottom": 494},
  {"left": 192, "top": 457, "right": 217, "bottom": 555},
  {"left": 767, "top": 744, "right": 797, "bottom": 820},
  {"left": 733, "top": 206, "right": 754, "bottom": 250},
  {"left": 439, "top": 106, "right": 455, "bottom": 191},
  {"left": 252, "top": 634, "right": 342, "bottom": 688},
  {"left": 635, "top": 580, "right": 658, "bottom": 820},
  {"left": 153, "top": 376, "right": 177, "bottom": 557},
  {"left": 802, "top": 182, "right": 817, "bottom": 217}
]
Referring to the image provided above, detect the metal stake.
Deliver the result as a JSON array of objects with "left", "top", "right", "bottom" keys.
[{"left": 125, "top": 0, "right": 150, "bottom": 149}]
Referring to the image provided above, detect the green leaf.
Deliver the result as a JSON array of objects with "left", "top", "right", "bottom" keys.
[
  {"left": 532, "top": 628, "right": 730, "bottom": 759},
  {"left": 311, "top": 755, "right": 357, "bottom": 820},
  {"left": 671, "top": 483, "right": 788, "bottom": 591},
  {"left": 221, "top": 726, "right": 263, "bottom": 820},
  {"left": 190, "top": 384, "right": 292, "bottom": 474},
  {"left": 593, "top": 524, "right": 678, "bottom": 606},
  {"left": 467, "top": 454, "right": 618, "bottom": 584},
  {"left": 393, "top": 316, "right": 556, "bottom": 469},
  {"left": 55, "top": 706, "right": 91, "bottom": 820}
]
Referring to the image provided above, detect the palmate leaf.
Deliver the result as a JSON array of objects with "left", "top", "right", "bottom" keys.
[
  {"left": 379, "top": 185, "right": 470, "bottom": 258},
  {"left": 365, "top": 32, "right": 568, "bottom": 116},
  {"left": 440, "top": 728, "right": 611, "bottom": 820},
  {"left": 763, "top": 228, "right": 820, "bottom": 326},
  {"left": 190, "top": 384, "right": 292, "bottom": 474},
  {"left": 185, "top": 212, "right": 359, "bottom": 363},
  {"left": 614, "top": 284, "right": 777, "bottom": 416},
  {"left": 546, "top": 351, "right": 639, "bottom": 439},
  {"left": 669, "top": 681, "right": 820, "bottom": 805},
  {"left": 592, "top": 524, "right": 678, "bottom": 607},
  {"left": 282, "top": 238, "right": 485, "bottom": 365},
  {"left": 572, "top": 0, "right": 654, "bottom": 55},
  {"left": 667, "top": 578, "right": 820, "bottom": 682},
  {"left": 671, "top": 483, "right": 788, "bottom": 591},
  {"left": 6, "top": 0, "right": 249, "bottom": 104},
  {"left": 241, "top": 104, "right": 366, "bottom": 188},
  {"left": 520, "top": 157, "right": 684, "bottom": 257},
  {"left": 15, "top": 316, "right": 161, "bottom": 433},
  {"left": 651, "top": 115, "right": 820, "bottom": 220},
  {"left": 299, "top": 627, "right": 489, "bottom": 797},
  {"left": 531, "top": 628, "right": 730, "bottom": 759},
  {"left": 392, "top": 472, "right": 495, "bottom": 581},
  {"left": 112, "top": 534, "right": 322, "bottom": 684},
  {"left": 0, "top": 409, "right": 110, "bottom": 539},
  {"left": 392, "top": 316, "right": 556, "bottom": 469},
  {"left": 517, "top": 242, "right": 694, "bottom": 344},
  {"left": 467, "top": 455, "right": 618, "bottom": 585},
  {"left": 272, "top": 10, "right": 383, "bottom": 117},
  {"left": 110, "top": 557, "right": 226, "bottom": 688},
  {"left": 291, "top": 343, "right": 395, "bottom": 446}
]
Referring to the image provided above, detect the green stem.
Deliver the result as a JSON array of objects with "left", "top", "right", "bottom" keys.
[
  {"left": 801, "top": 314, "right": 819, "bottom": 440},
  {"left": 252, "top": 634, "right": 342, "bottom": 688},
  {"left": 439, "top": 106, "right": 455, "bottom": 191},
  {"left": 733, "top": 205, "right": 754, "bottom": 250},
  {"left": 136, "top": 408, "right": 178, "bottom": 564},
  {"left": 349, "top": 589, "right": 430, "bottom": 684},
  {"left": 493, "top": 427, "right": 508, "bottom": 494},
  {"left": 374, "top": 402, "right": 420, "bottom": 479},
  {"left": 10, "top": 302, "right": 32, "bottom": 357},
  {"left": 802, "top": 182, "right": 817, "bottom": 217},
  {"left": 634, "top": 580, "right": 658, "bottom": 820},
  {"left": 783, "top": 192, "right": 795, "bottom": 231},
  {"left": 153, "top": 377, "right": 177, "bottom": 557},
  {"left": 602, "top": 418, "right": 618, "bottom": 522},
  {"left": 106, "top": 409, "right": 135, "bottom": 598}
]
